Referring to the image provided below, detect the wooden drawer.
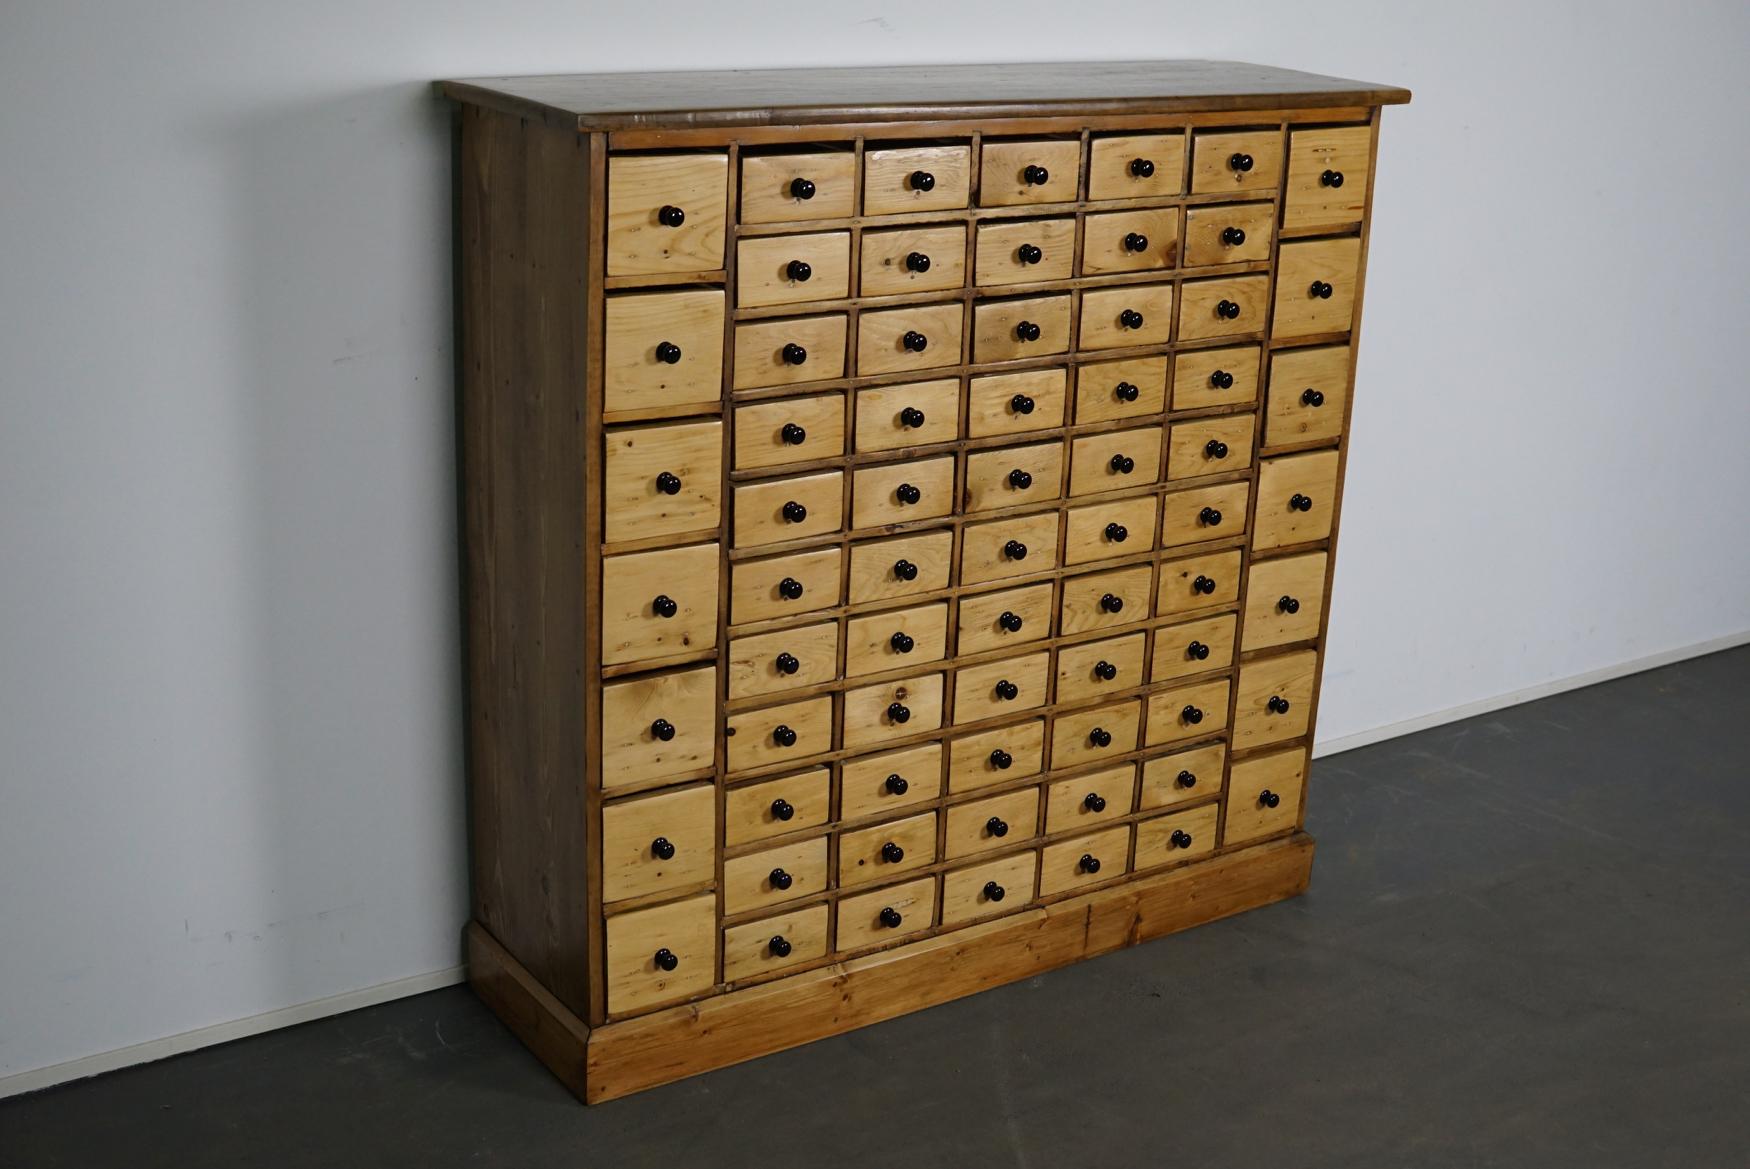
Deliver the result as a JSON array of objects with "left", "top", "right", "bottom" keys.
[
  {"left": 975, "top": 217, "right": 1076, "bottom": 285},
  {"left": 1161, "top": 480, "right": 1249, "bottom": 549},
  {"left": 605, "top": 893, "right": 716, "bottom": 1015},
  {"left": 1056, "top": 632, "right": 1145, "bottom": 703},
  {"left": 725, "top": 767, "right": 830, "bottom": 846},
  {"left": 1088, "top": 132, "right": 1185, "bottom": 200},
  {"left": 1284, "top": 126, "right": 1371, "bottom": 231},
  {"left": 732, "top": 471, "right": 844, "bottom": 549},
  {"left": 740, "top": 150, "right": 856, "bottom": 224},
  {"left": 841, "top": 742, "right": 943, "bottom": 822},
  {"left": 858, "top": 301, "right": 965, "bottom": 377},
  {"left": 839, "top": 811, "right": 938, "bottom": 887},
  {"left": 1079, "top": 283, "right": 1174, "bottom": 351},
  {"left": 1172, "top": 344, "right": 1259, "bottom": 410},
  {"left": 1183, "top": 202, "right": 1274, "bottom": 267},
  {"left": 1064, "top": 495, "right": 1157, "bottom": 565},
  {"left": 836, "top": 876, "right": 936, "bottom": 950},
  {"left": 602, "top": 543, "right": 720, "bottom": 667},
  {"left": 1039, "top": 825, "right": 1130, "bottom": 895},
  {"left": 974, "top": 294, "right": 1072, "bottom": 363},
  {"left": 601, "top": 784, "right": 715, "bottom": 903},
  {"left": 1069, "top": 426, "right": 1164, "bottom": 497},
  {"left": 733, "top": 314, "right": 847, "bottom": 390},
  {"left": 724, "top": 836, "right": 827, "bottom": 914},
  {"left": 604, "top": 290, "right": 725, "bottom": 413},
  {"left": 945, "top": 788, "right": 1039, "bottom": 859},
  {"left": 1178, "top": 274, "right": 1268, "bottom": 341},
  {"left": 942, "top": 850, "right": 1037, "bottom": 925},
  {"left": 860, "top": 224, "right": 967, "bottom": 297},
  {"left": 1225, "top": 747, "right": 1307, "bottom": 844},
  {"left": 604, "top": 420, "right": 722, "bottom": 544},
  {"left": 979, "top": 139, "right": 1081, "bottom": 206},
  {"left": 954, "top": 651, "right": 1051, "bottom": 723},
  {"left": 733, "top": 393, "right": 845, "bottom": 471},
  {"left": 1134, "top": 802, "right": 1218, "bottom": 868},
  {"left": 728, "top": 620, "right": 839, "bottom": 700},
  {"left": 1233, "top": 650, "right": 1316, "bottom": 750},
  {"left": 843, "top": 673, "right": 944, "bottom": 750},
  {"left": 1140, "top": 742, "right": 1226, "bottom": 812},
  {"left": 1060, "top": 564, "right": 1151, "bottom": 635},
  {"left": 958, "top": 582, "right": 1054, "bottom": 654},
  {"left": 1157, "top": 548, "right": 1242, "bottom": 617},
  {"left": 1254, "top": 450, "right": 1339, "bottom": 550},
  {"left": 844, "top": 602, "right": 949, "bottom": 677},
  {"left": 1273, "top": 238, "right": 1361, "bottom": 339},
  {"left": 1166, "top": 414, "right": 1256, "bottom": 481},
  {"left": 949, "top": 719, "right": 1044, "bottom": 791},
  {"left": 722, "top": 903, "right": 829, "bottom": 983},
  {"left": 1152, "top": 612, "right": 1238, "bottom": 683},
  {"left": 1243, "top": 552, "right": 1327, "bottom": 650},
  {"left": 852, "top": 455, "right": 955, "bottom": 529},
  {"left": 854, "top": 379, "right": 960, "bottom": 452},
  {"left": 607, "top": 153, "right": 728, "bottom": 276},
  {"left": 864, "top": 144, "right": 971, "bottom": 216},
  {"left": 726, "top": 694, "right": 833, "bottom": 773},
  {"left": 730, "top": 547, "right": 841, "bottom": 625},
  {"left": 1076, "top": 356, "right": 1167, "bottom": 423},
  {"left": 961, "top": 510, "right": 1060, "bottom": 584},
  {"left": 964, "top": 441, "right": 1063, "bottom": 514},
  {"left": 1082, "top": 208, "right": 1180, "bottom": 275},
  {"left": 1050, "top": 699, "right": 1140, "bottom": 770},
  {"left": 1265, "top": 345, "right": 1350, "bottom": 447},
  {"left": 1046, "top": 764, "right": 1135, "bottom": 833},
  {"left": 1190, "top": 130, "right": 1282, "bottom": 195},
  {"left": 736, "top": 232, "right": 851, "bottom": 308},
  {"left": 601, "top": 666, "right": 717, "bottom": 792},
  {"left": 968, "top": 368, "right": 1067, "bottom": 436},
  {"left": 848, "top": 530, "right": 953, "bottom": 604},
  {"left": 1144, "top": 677, "right": 1230, "bottom": 748}
]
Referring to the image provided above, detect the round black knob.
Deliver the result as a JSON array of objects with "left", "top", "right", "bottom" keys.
[
  {"left": 1290, "top": 493, "right": 1314, "bottom": 512},
  {"left": 990, "top": 748, "right": 1013, "bottom": 770},
  {"left": 1268, "top": 695, "right": 1292, "bottom": 714},
  {"left": 1130, "top": 157, "right": 1155, "bottom": 178},
  {"left": 771, "top": 797, "right": 795, "bottom": 821},
  {"left": 1221, "top": 226, "right": 1247, "bottom": 247},
  {"left": 1089, "top": 727, "right": 1112, "bottom": 748},
  {"left": 893, "top": 558, "right": 918, "bottom": 581},
  {"left": 781, "top": 342, "right": 808, "bottom": 365},
  {"left": 769, "top": 867, "right": 793, "bottom": 890},
  {"left": 1260, "top": 789, "right": 1282, "bottom": 809},
  {"left": 1100, "top": 593, "right": 1124, "bottom": 614},
  {"left": 1119, "top": 308, "right": 1145, "bottom": 329},
  {"left": 780, "top": 422, "right": 807, "bottom": 445},
  {"left": 654, "top": 340, "right": 682, "bottom": 364},
  {"left": 1310, "top": 280, "right": 1334, "bottom": 299},
  {"left": 1210, "top": 369, "right": 1235, "bottom": 389},
  {"left": 653, "top": 947, "right": 679, "bottom": 971},
  {"left": 1199, "top": 506, "right": 1223, "bottom": 527},
  {"left": 994, "top": 679, "right": 1019, "bottom": 701},
  {"left": 1010, "top": 394, "right": 1035, "bottom": 415},
  {"left": 983, "top": 880, "right": 1006, "bottom": 902},
  {"left": 1104, "top": 522, "right": 1128, "bottom": 543},
  {"left": 651, "top": 718, "right": 676, "bottom": 741},
  {"left": 1007, "top": 468, "right": 1033, "bottom": 490},
  {"left": 886, "top": 702, "right": 910, "bottom": 724},
  {"left": 1079, "top": 853, "right": 1102, "bottom": 874},
  {"left": 652, "top": 594, "right": 678, "bottom": 618},
  {"left": 658, "top": 205, "right": 686, "bottom": 227},
  {"left": 1093, "top": 660, "right": 1118, "bottom": 682},
  {"left": 1170, "top": 829, "right": 1193, "bottom": 849},
  {"left": 651, "top": 836, "right": 676, "bottom": 860},
  {"left": 905, "top": 251, "right": 931, "bottom": 273},
  {"left": 1321, "top": 169, "right": 1345, "bottom": 188},
  {"left": 880, "top": 842, "right": 905, "bottom": 863},
  {"left": 1229, "top": 152, "right": 1254, "bottom": 173},
  {"left": 1181, "top": 704, "right": 1204, "bottom": 725},
  {"left": 775, "top": 652, "right": 800, "bottom": 675},
  {"left": 781, "top": 500, "right": 808, "bottom": 523},
  {"left": 885, "top": 773, "right": 909, "bottom": 795},
  {"left": 879, "top": 907, "right": 903, "bottom": 928},
  {"left": 1110, "top": 453, "right": 1135, "bottom": 474},
  {"left": 777, "top": 576, "right": 805, "bottom": 600},
  {"left": 1083, "top": 792, "right": 1108, "bottom": 813},
  {"left": 790, "top": 177, "right": 816, "bottom": 200},
  {"left": 986, "top": 816, "right": 1009, "bottom": 838},
  {"left": 1279, "top": 595, "right": 1301, "bottom": 614},
  {"left": 1014, "top": 320, "right": 1042, "bottom": 342},
  {"left": 895, "top": 482, "right": 922, "bottom": 505},
  {"left": 787, "top": 259, "right": 813, "bottom": 282},
  {"left": 769, "top": 934, "right": 793, "bottom": 957},
  {"left": 1187, "top": 640, "right": 1210, "bottom": 661},
  {"left": 655, "top": 471, "right": 682, "bottom": 495},
  {"left": 1205, "top": 439, "right": 1229, "bottom": 459},
  {"left": 890, "top": 631, "right": 914, "bottom": 654},
  {"left": 1115, "top": 381, "right": 1139, "bottom": 402},
  {"left": 1016, "top": 243, "right": 1043, "bottom": 265},
  {"left": 1022, "top": 164, "right": 1050, "bottom": 186},
  {"left": 998, "top": 610, "right": 1024, "bottom": 633},
  {"left": 1193, "top": 574, "right": 1217, "bottom": 595},
  {"left": 910, "top": 170, "right": 935, "bottom": 191},
  {"left": 1003, "top": 539, "right": 1027, "bottom": 561},
  {"left": 1123, "top": 232, "right": 1149, "bottom": 253},
  {"left": 1301, "top": 388, "right": 1326, "bottom": 407},
  {"left": 902, "top": 330, "right": 928, "bottom": 353},
  {"left": 1216, "top": 300, "right": 1242, "bottom": 320},
  {"left": 772, "top": 724, "right": 797, "bottom": 747},
  {"left": 899, "top": 406, "right": 926, "bottom": 428},
  {"left": 1176, "top": 769, "right": 1197, "bottom": 789}
]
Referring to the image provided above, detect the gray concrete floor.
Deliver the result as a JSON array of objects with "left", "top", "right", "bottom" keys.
[{"left": 5, "top": 646, "right": 1747, "bottom": 1168}]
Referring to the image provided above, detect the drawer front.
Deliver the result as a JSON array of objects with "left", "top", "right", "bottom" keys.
[
  {"left": 1064, "top": 495, "right": 1158, "bottom": 565},
  {"left": 843, "top": 673, "right": 944, "bottom": 750},
  {"left": 601, "top": 784, "right": 716, "bottom": 903},
  {"left": 1265, "top": 345, "right": 1350, "bottom": 447},
  {"left": 724, "top": 835, "right": 828, "bottom": 914},
  {"left": 1055, "top": 632, "right": 1146, "bottom": 703},
  {"left": 1152, "top": 612, "right": 1238, "bottom": 683},
  {"left": 954, "top": 651, "right": 1052, "bottom": 723},
  {"left": 1145, "top": 677, "right": 1230, "bottom": 748},
  {"left": 1069, "top": 426, "right": 1164, "bottom": 497},
  {"left": 1046, "top": 764, "right": 1136, "bottom": 833},
  {"left": 733, "top": 393, "right": 845, "bottom": 470},
  {"left": 722, "top": 903, "right": 829, "bottom": 982},
  {"left": 858, "top": 301, "right": 964, "bottom": 376},
  {"left": 732, "top": 471, "right": 844, "bottom": 549},
  {"left": 945, "top": 787, "right": 1040, "bottom": 859},
  {"left": 604, "top": 420, "right": 722, "bottom": 544},
  {"left": 1274, "top": 238, "right": 1362, "bottom": 339},
  {"left": 1190, "top": 130, "right": 1283, "bottom": 196},
  {"left": 848, "top": 530, "right": 954, "bottom": 604},
  {"left": 968, "top": 368, "right": 1068, "bottom": 437},
  {"left": 726, "top": 694, "right": 834, "bottom": 773},
  {"left": 1139, "top": 742, "right": 1226, "bottom": 811},
  {"left": 838, "top": 811, "right": 938, "bottom": 887},
  {"left": 1172, "top": 345, "right": 1260, "bottom": 410},
  {"left": 728, "top": 620, "right": 839, "bottom": 700},
  {"left": 964, "top": 441, "right": 1064, "bottom": 514},
  {"left": 1183, "top": 202, "right": 1275, "bottom": 267},
  {"left": 942, "top": 850, "right": 1038, "bottom": 925},
  {"left": 855, "top": 379, "right": 961, "bottom": 452},
  {"left": 1161, "top": 480, "right": 1249, "bottom": 549},
  {"left": 1079, "top": 283, "right": 1175, "bottom": 351},
  {"left": 604, "top": 290, "right": 725, "bottom": 413},
  {"left": 979, "top": 139, "right": 1082, "bottom": 206},
  {"left": 736, "top": 231, "right": 851, "bottom": 308},
  {"left": 1243, "top": 552, "right": 1328, "bottom": 650},
  {"left": 1088, "top": 133, "right": 1185, "bottom": 200},
  {"left": 740, "top": 150, "right": 856, "bottom": 224},
  {"left": 725, "top": 767, "right": 831, "bottom": 846},
  {"left": 733, "top": 314, "right": 848, "bottom": 390},
  {"left": 864, "top": 145, "right": 971, "bottom": 216},
  {"left": 852, "top": 455, "right": 955, "bottom": 529},
  {"left": 957, "top": 581, "right": 1054, "bottom": 654},
  {"left": 974, "top": 295, "right": 1072, "bottom": 363},
  {"left": 602, "top": 543, "right": 720, "bottom": 667},
  {"left": 1050, "top": 700, "right": 1140, "bottom": 770},
  {"left": 860, "top": 224, "right": 967, "bottom": 297},
  {"left": 844, "top": 602, "right": 949, "bottom": 677},
  {"left": 961, "top": 510, "right": 1060, "bottom": 584},
  {"left": 730, "top": 547, "right": 841, "bottom": 625},
  {"left": 949, "top": 719, "right": 1045, "bottom": 791},
  {"left": 607, "top": 153, "right": 728, "bottom": 276},
  {"left": 1060, "top": 564, "right": 1151, "bottom": 635},
  {"left": 841, "top": 742, "right": 943, "bottom": 822},
  {"left": 1134, "top": 802, "right": 1218, "bottom": 868},
  {"left": 1039, "top": 825, "right": 1130, "bottom": 896},
  {"left": 1178, "top": 274, "right": 1268, "bottom": 341},
  {"left": 836, "top": 876, "right": 936, "bottom": 950},
  {"left": 1254, "top": 450, "right": 1339, "bottom": 550},
  {"left": 605, "top": 893, "right": 716, "bottom": 1015},
  {"left": 975, "top": 217, "right": 1076, "bottom": 285},
  {"left": 1076, "top": 356, "right": 1167, "bottom": 423},
  {"left": 1284, "top": 126, "right": 1372, "bottom": 231},
  {"left": 1166, "top": 414, "right": 1256, "bottom": 481},
  {"left": 1233, "top": 650, "right": 1317, "bottom": 751},
  {"left": 1225, "top": 746, "right": 1308, "bottom": 844},
  {"left": 602, "top": 666, "right": 717, "bottom": 791},
  {"left": 1156, "top": 548, "right": 1243, "bottom": 617},
  {"left": 1082, "top": 208, "right": 1180, "bottom": 275}
]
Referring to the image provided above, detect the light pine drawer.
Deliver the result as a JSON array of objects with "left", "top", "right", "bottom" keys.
[
  {"left": 1172, "top": 345, "right": 1259, "bottom": 410},
  {"left": 838, "top": 811, "right": 937, "bottom": 887},
  {"left": 1076, "top": 356, "right": 1167, "bottom": 423},
  {"left": 723, "top": 836, "right": 827, "bottom": 914},
  {"left": 1134, "top": 802, "right": 1218, "bottom": 869},
  {"left": 844, "top": 602, "right": 950, "bottom": 677},
  {"left": 861, "top": 224, "right": 967, "bottom": 297},
  {"left": 733, "top": 393, "right": 845, "bottom": 471},
  {"left": 732, "top": 471, "right": 844, "bottom": 549},
  {"left": 604, "top": 289, "right": 725, "bottom": 413},
  {"left": 945, "top": 787, "right": 1040, "bottom": 859},
  {"left": 954, "top": 651, "right": 1052, "bottom": 723},
  {"left": 963, "top": 441, "right": 1063, "bottom": 514},
  {"left": 607, "top": 153, "right": 728, "bottom": 276},
  {"left": 979, "top": 138, "right": 1081, "bottom": 206},
  {"left": 1064, "top": 495, "right": 1157, "bottom": 565},
  {"left": 1140, "top": 742, "right": 1227, "bottom": 812},
  {"left": 843, "top": 673, "right": 944, "bottom": 749},
  {"left": 740, "top": 150, "right": 856, "bottom": 224},
  {"left": 1045, "top": 764, "right": 1135, "bottom": 833},
  {"left": 961, "top": 510, "right": 1059, "bottom": 584},
  {"left": 1055, "top": 632, "right": 1146, "bottom": 703},
  {"left": 604, "top": 420, "right": 722, "bottom": 544},
  {"left": 855, "top": 379, "right": 961, "bottom": 452},
  {"left": 852, "top": 455, "right": 955, "bottom": 529},
  {"left": 974, "top": 294, "right": 1072, "bottom": 363},
  {"left": 1177, "top": 275, "right": 1268, "bottom": 341},
  {"left": 840, "top": 742, "right": 943, "bottom": 822},
  {"left": 949, "top": 719, "right": 1045, "bottom": 792},
  {"left": 730, "top": 547, "right": 841, "bottom": 625},
  {"left": 1082, "top": 208, "right": 1180, "bottom": 275},
  {"left": 1059, "top": 564, "right": 1151, "bottom": 635},
  {"left": 1088, "top": 132, "right": 1185, "bottom": 200},
  {"left": 1243, "top": 552, "right": 1327, "bottom": 650},
  {"left": 1166, "top": 414, "right": 1256, "bottom": 481},
  {"left": 1225, "top": 746, "right": 1308, "bottom": 843},
  {"left": 848, "top": 530, "right": 954, "bottom": 604},
  {"left": 727, "top": 620, "right": 840, "bottom": 700},
  {"left": 1190, "top": 130, "right": 1282, "bottom": 195},
  {"left": 1079, "top": 284, "right": 1174, "bottom": 351},
  {"left": 864, "top": 144, "right": 971, "bottom": 216},
  {"left": 1156, "top": 548, "right": 1242, "bottom": 617},
  {"left": 726, "top": 694, "right": 833, "bottom": 773},
  {"left": 941, "top": 850, "right": 1037, "bottom": 925},
  {"left": 835, "top": 876, "right": 936, "bottom": 950},
  {"left": 601, "top": 666, "right": 717, "bottom": 792},
  {"left": 724, "top": 767, "right": 830, "bottom": 846},
  {"left": 1265, "top": 345, "right": 1350, "bottom": 447},
  {"left": 1039, "top": 825, "right": 1130, "bottom": 895},
  {"left": 858, "top": 302, "right": 964, "bottom": 376},
  {"left": 601, "top": 784, "right": 715, "bottom": 903},
  {"left": 736, "top": 231, "right": 851, "bottom": 308},
  {"left": 968, "top": 368, "right": 1067, "bottom": 437},
  {"left": 976, "top": 217, "right": 1076, "bottom": 285},
  {"left": 1183, "top": 202, "right": 1275, "bottom": 267},
  {"left": 601, "top": 542, "right": 720, "bottom": 667},
  {"left": 1049, "top": 700, "right": 1140, "bottom": 771},
  {"left": 958, "top": 581, "right": 1054, "bottom": 654},
  {"left": 1233, "top": 650, "right": 1317, "bottom": 750},
  {"left": 1144, "top": 677, "right": 1230, "bottom": 748},
  {"left": 733, "top": 314, "right": 847, "bottom": 390},
  {"left": 1254, "top": 450, "right": 1339, "bottom": 550},
  {"left": 1284, "top": 126, "right": 1372, "bottom": 231},
  {"left": 722, "top": 903, "right": 829, "bottom": 983},
  {"left": 1152, "top": 612, "right": 1238, "bottom": 684},
  {"left": 1274, "top": 238, "right": 1362, "bottom": 338},
  {"left": 604, "top": 893, "right": 716, "bottom": 1015},
  {"left": 1161, "top": 480, "right": 1249, "bottom": 549},
  {"left": 1069, "top": 426, "right": 1164, "bottom": 497}
]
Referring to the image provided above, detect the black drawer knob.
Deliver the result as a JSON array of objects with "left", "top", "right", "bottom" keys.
[
  {"left": 1093, "top": 660, "right": 1118, "bottom": 682},
  {"left": 983, "top": 880, "right": 1007, "bottom": 902},
  {"left": 787, "top": 259, "right": 812, "bottom": 282},
  {"left": 781, "top": 422, "right": 807, "bottom": 445},
  {"left": 885, "top": 773, "right": 909, "bottom": 795},
  {"left": 879, "top": 907, "right": 903, "bottom": 928},
  {"left": 910, "top": 170, "right": 935, "bottom": 191},
  {"left": 1170, "top": 829, "right": 1193, "bottom": 849},
  {"left": 1309, "top": 280, "right": 1334, "bottom": 299},
  {"left": 654, "top": 340, "right": 683, "bottom": 364},
  {"left": 1267, "top": 695, "right": 1292, "bottom": 714},
  {"left": 1216, "top": 299, "right": 1242, "bottom": 320},
  {"left": 895, "top": 482, "right": 922, "bottom": 505},
  {"left": 890, "top": 631, "right": 914, "bottom": 654},
  {"left": 781, "top": 342, "right": 808, "bottom": 365},
  {"left": 769, "top": 934, "right": 793, "bottom": 957},
  {"left": 986, "top": 816, "right": 1009, "bottom": 838},
  {"left": 1193, "top": 574, "right": 1217, "bottom": 595},
  {"left": 651, "top": 836, "right": 675, "bottom": 860},
  {"left": 902, "top": 330, "right": 929, "bottom": 353},
  {"left": 1008, "top": 468, "right": 1033, "bottom": 490},
  {"left": 1290, "top": 493, "right": 1314, "bottom": 512},
  {"left": 1279, "top": 595, "right": 1301, "bottom": 614},
  {"left": 769, "top": 867, "right": 793, "bottom": 890},
  {"left": 1260, "top": 788, "right": 1282, "bottom": 808},
  {"left": 905, "top": 251, "right": 931, "bottom": 273},
  {"left": 887, "top": 702, "right": 911, "bottom": 724},
  {"left": 1210, "top": 369, "right": 1235, "bottom": 389},
  {"left": 658, "top": 205, "right": 686, "bottom": 227},
  {"left": 998, "top": 610, "right": 1024, "bottom": 633},
  {"left": 990, "top": 748, "right": 1013, "bottom": 769},
  {"left": 1115, "top": 380, "right": 1140, "bottom": 402},
  {"left": 1010, "top": 393, "right": 1035, "bottom": 414},
  {"left": 893, "top": 558, "right": 918, "bottom": 581},
  {"left": 1079, "top": 853, "right": 1102, "bottom": 874},
  {"left": 1022, "top": 164, "right": 1050, "bottom": 186},
  {"left": 1089, "top": 727, "right": 1113, "bottom": 748},
  {"left": 1003, "top": 539, "right": 1028, "bottom": 561},
  {"left": 1104, "top": 522, "right": 1128, "bottom": 543},
  {"left": 1199, "top": 506, "right": 1223, "bottom": 527},
  {"left": 994, "top": 679, "right": 1019, "bottom": 701},
  {"left": 772, "top": 724, "right": 797, "bottom": 747},
  {"left": 1084, "top": 792, "right": 1108, "bottom": 813},
  {"left": 1130, "top": 157, "right": 1156, "bottom": 178},
  {"left": 1119, "top": 308, "right": 1145, "bottom": 329},
  {"left": 651, "top": 718, "right": 676, "bottom": 741},
  {"left": 880, "top": 841, "right": 905, "bottom": 863},
  {"left": 1229, "top": 152, "right": 1254, "bottom": 173},
  {"left": 781, "top": 500, "right": 808, "bottom": 523},
  {"left": 771, "top": 797, "right": 795, "bottom": 821},
  {"left": 1301, "top": 388, "right": 1326, "bottom": 407},
  {"left": 790, "top": 177, "right": 816, "bottom": 200},
  {"left": 775, "top": 652, "right": 800, "bottom": 675},
  {"left": 1110, "top": 453, "right": 1135, "bottom": 474},
  {"left": 1187, "top": 640, "right": 1210, "bottom": 660},
  {"left": 653, "top": 947, "right": 679, "bottom": 971},
  {"left": 1221, "top": 226, "right": 1247, "bottom": 247},
  {"left": 1205, "top": 439, "right": 1229, "bottom": 459},
  {"left": 1015, "top": 320, "right": 1042, "bottom": 342},
  {"left": 1100, "top": 593, "right": 1124, "bottom": 614},
  {"left": 1017, "top": 243, "right": 1043, "bottom": 265},
  {"left": 777, "top": 576, "right": 805, "bottom": 600},
  {"left": 655, "top": 471, "right": 682, "bottom": 495},
  {"left": 1123, "top": 232, "right": 1149, "bottom": 253},
  {"left": 1181, "top": 704, "right": 1204, "bottom": 725},
  {"left": 1176, "top": 769, "right": 1197, "bottom": 789},
  {"left": 899, "top": 405, "right": 927, "bottom": 428},
  {"left": 652, "top": 594, "right": 678, "bottom": 618},
  {"left": 1320, "top": 169, "right": 1345, "bottom": 188}
]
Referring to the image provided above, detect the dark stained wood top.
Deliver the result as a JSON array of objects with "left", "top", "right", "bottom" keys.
[{"left": 440, "top": 60, "right": 1411, "bottom": 132}]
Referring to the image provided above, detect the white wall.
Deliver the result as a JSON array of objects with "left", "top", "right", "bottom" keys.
[{"left": 3, "top": 1, "right": 1747, "bottom": 1086}]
